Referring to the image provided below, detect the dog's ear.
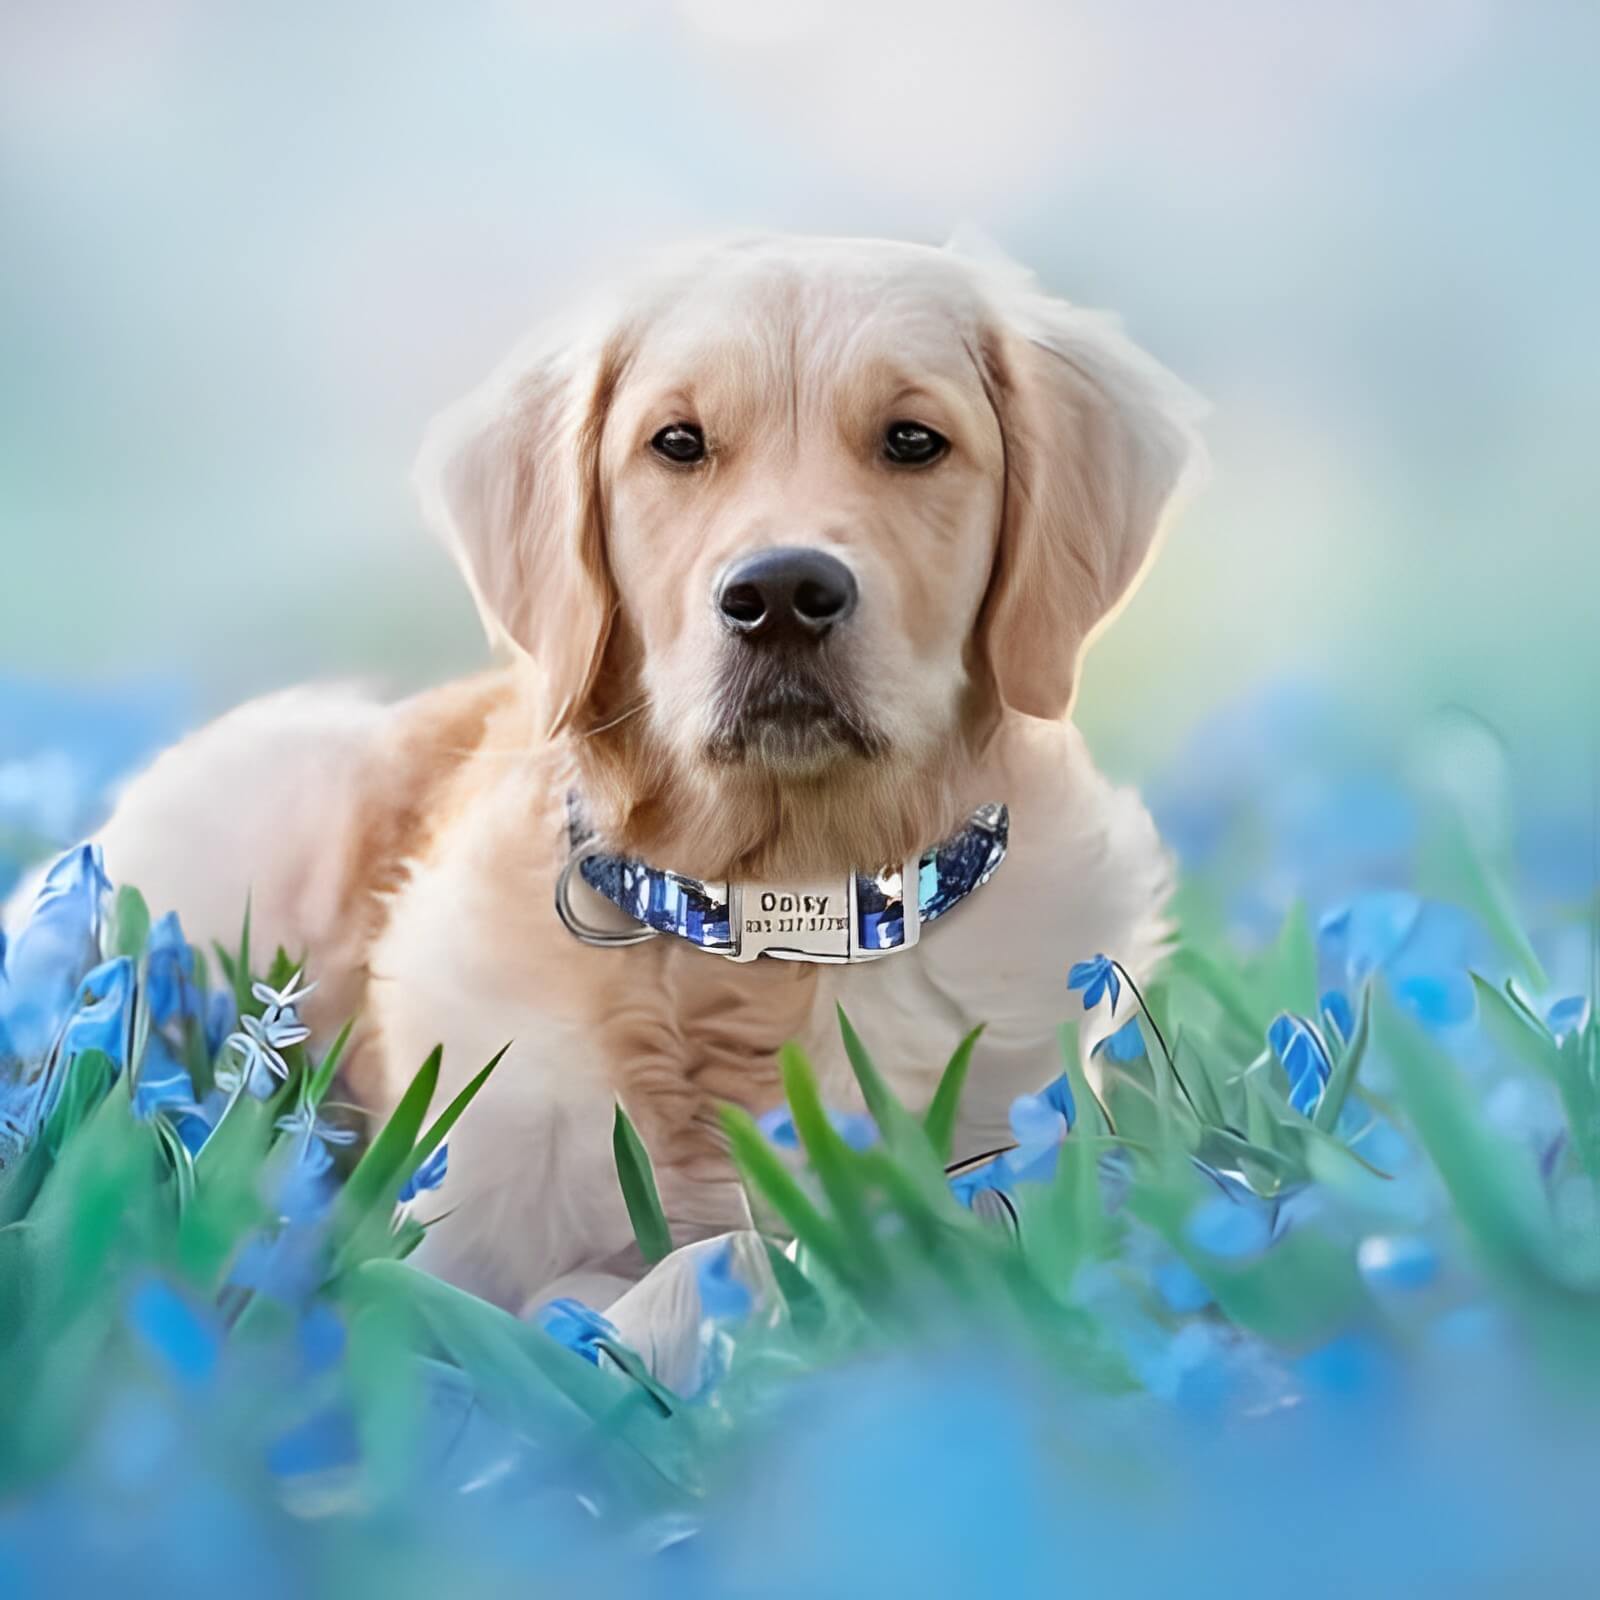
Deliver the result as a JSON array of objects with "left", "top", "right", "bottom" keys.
[
  {"left": 414, "top": 328, "right": 620, "bottom": 736},
  {"left": 974, "top": 268, "right": 1208, "bottom": 721}
]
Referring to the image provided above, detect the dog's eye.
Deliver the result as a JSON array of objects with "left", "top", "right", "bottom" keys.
[
  {"left": 882, "top": 421, "right": 948, "bottom": 467},
  {"left": 650, "top": 423, "right": 706, "bottom": 465}
]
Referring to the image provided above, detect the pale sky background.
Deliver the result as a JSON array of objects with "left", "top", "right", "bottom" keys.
[{"left": 2, "top": 0, "right": 1596, "bottom": 775}]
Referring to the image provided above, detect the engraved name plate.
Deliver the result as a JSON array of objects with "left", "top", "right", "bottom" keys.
[{"left": 731, "top": 880, "right": 854, "bottom": 962}]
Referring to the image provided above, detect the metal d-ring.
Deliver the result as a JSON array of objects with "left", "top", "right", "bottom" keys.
[{"left": 554, "top": 854, "right": 662, "bottom": 948}]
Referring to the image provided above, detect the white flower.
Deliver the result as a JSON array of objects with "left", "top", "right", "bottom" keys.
[
  {"left": 251, "top": 969, "right": 318, "bottom": 1014},
  {"left": 217, "top": 968, "right": 316, "bottom": 1096}
]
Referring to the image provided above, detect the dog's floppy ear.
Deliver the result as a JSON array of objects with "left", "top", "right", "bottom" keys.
[
  {"left": 414, "top": 326, "right": 621, "bottom": 736},
  {"left": 974, "top": 266, "right": 1207, "bottom": 721}
]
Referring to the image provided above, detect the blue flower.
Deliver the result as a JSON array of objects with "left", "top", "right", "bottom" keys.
[
  {"left": 398, "top": 1142, "right": 448, "bottom": 1203},
  {"left": 0, "top": 844, "right": 110, "bottom": 1070},
  {"left": 203, "top": 988, "right": 235, "bottom": 1058},
  {"left": 1293, "top": 1331, "right": 1394, "bottom": 1398},
  {"left": 1319, "top": 892, "right": 1475, "bottom": 1029},
  {"left": 267, "top": 1103, "right": 358, "bottom": 1226},
  {"left": 228, "top": 1123, "right": 341, "bottom": 1301},
  {"left": 296, "top": 1303, "right": 346, "bottom": 1375},
  {"left": 1153, "top": 1258, "right": 1213, "bottom": 1313},
  {"left": 1009, "top": 1074, "right": 1075, "bottom": 1159},
  {"left": 1320, "top": 988, "right": 1354, "bottom": 1044},
  {"left": 274, "top": 1098, "right": 354, "bottom": 1140},
  {"left": 1068, "top": 954, "right": 1121, "bottom": 1014},
  {"left": 1096, "top": 1018, "right": 1146, "bottom": 1062},
  {"left": 533, "top": 1296, "right": 619, "bottom": 1364},
  {"left": 757, "top": 1104, "right": 879, "bottom": 1152},
  {"left": 275, "top": 1102, "right": 358, "bottom": 1157},
  {"left": 1356, "top": 1233, "right": 1439, "bottom": 1292},
  {"left": 229, "top": 1223, "right": 328, "bottom": 1303},
  {"left": 1267, "top": 1012, "right": 1331, "bottom": 1115},
  {"left": 1185, "top": 1194, "right": 1272, "bottom": 1259},
  {"left": 949, "top": 1076, "right": 1079, "bottom": 1205},
  {"left": 55, "top": 955, "right": 136, "bottom": 1076},
  {"left": 1318, "top": 891, "right": 1420, "bottom": 981},
  {"left": 696, "top": 1238, "right": 754, "bottom": 1324},
  {"left": 132, "top": 1035, "right": 202, "bottom": 1123},
  {"left": 1547, "top": 995, "right": 1589, "bottom": 1041},
  {"left": 127, "top": 1278, "right": 221, "bottom": 1389},
  {"left": 267, "top": 1405, "right": 360, "bottom": 1480},
  {"left": 143, "top": 911, "right": 199, "bottom": 1028},
  {"left": 947, "top": 1152, "right": 1013, "bottom": 1210}
]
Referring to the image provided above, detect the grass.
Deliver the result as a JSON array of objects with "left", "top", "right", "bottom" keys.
[{"left": 2, "top": 700, "right": 1600, "bottom": 1594}]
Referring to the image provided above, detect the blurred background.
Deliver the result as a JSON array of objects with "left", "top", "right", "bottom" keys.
[{"left": 3, "top": 0, "right": 1597, "bottom": 810}]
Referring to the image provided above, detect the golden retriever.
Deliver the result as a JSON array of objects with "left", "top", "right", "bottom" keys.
[{"left": 86, "top": 235, "right": 1205, "bottom": 1313}]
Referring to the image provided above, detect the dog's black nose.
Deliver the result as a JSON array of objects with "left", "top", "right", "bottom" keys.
[{"left": 717, "top": 546, "right": 858, "bottom": 641}]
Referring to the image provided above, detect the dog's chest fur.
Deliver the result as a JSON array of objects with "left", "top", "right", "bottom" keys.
[{"left": 360, "top": 701, "right": 1172, "bottom": 1313}]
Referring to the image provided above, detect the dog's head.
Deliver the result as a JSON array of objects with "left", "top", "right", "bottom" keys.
[{"left": 417, "top": 236, "right": 1205, "bottom": 876}]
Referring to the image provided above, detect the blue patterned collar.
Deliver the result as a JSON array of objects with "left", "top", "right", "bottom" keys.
[{"left": 556, "top": 801, "right": 1008, "bottom": 965}]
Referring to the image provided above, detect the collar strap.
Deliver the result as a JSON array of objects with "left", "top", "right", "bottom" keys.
[{"left": 558, "top": 802, "right": 1008, "bottom": 964}]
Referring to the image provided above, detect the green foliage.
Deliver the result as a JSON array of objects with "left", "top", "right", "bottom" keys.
[
  {"left": 12, "top": 804, "right": 1600, "bottom": 1557},
  {"left": 922, "top": 1021, "right": 984, "bottom": 1161},
  {"left": 108, "top": 884, "right": 151, "bottom": 962},
  {"left": 0, "top": 903, "right": 513, "bottom": 1497},
  {"left": 613, "top": 1102, "right": 673, "bottom": 1264}
]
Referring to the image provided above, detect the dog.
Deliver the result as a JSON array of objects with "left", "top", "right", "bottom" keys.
[{"left": 84, "top": 234, "right": 1206, "bottom": 1313}]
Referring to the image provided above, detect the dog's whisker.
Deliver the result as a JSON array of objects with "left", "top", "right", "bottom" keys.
[{"left": 581, "top": 697, "right": 653, "bottom": 740}]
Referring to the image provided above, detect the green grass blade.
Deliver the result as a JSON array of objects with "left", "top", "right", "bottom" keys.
[
  {"left": 108, "top": 885, "right": 150, "bottom": 962},
  {"left": 1421, "top": 811, "right": 1547, "bottom": 991},
  {"left": 613, "top": 1101, "right": 672, "bottom": 1264},
  {"left": 924, "top": 1024, "right": 984, "bottom": 1161},
  {"left": 230, "top": 896, "right": 253, "bottom": 1018},
  {"left": 1313, "top": 981, "right": 1373, "bottom": 1133},
  {"left": 1057, "top": 1021, "right": 1115, "bottom": 1140},
  {"left": 1377, "top": 988, "right": 1564, "bottom": 1287},
  {"left": 1167, "top": 945, "right": 1266, "bottom": 1038},
  {"left": 264, "top": 945, "right": 297, "bottom": 990},
  {"left": 835, "top": 1006, "right": 896, "bottom": 1132},
  {"left": 306, "top": 1018, "right": 357, "bottom": 1109},
  {"left": 180, "top": 1085, "right": 278, "bottom": 1285},
  {"left": 1472, "top": 974, "right": 1560, "bottom": 1080},
  {"left": 1268, "top": 901, "right": 1319, "bottom": 1017},
  {"left": 345, "top": 1259, "right": 693, "bottom": 1493},
  {"left": 720, "top": 1103, "right": 859, "bottom": 1290},
  {"left": 1172, "top": 1027, "right": 1227, "bottom": 1130},
  {"left": 1032, "top": 1126, "right": 1112, "bottom": 1290},
  {"left": 762, "top": 1239, "right": 827, "bottom": 1339},
  {"left": 336, "top": 1045, "right": 440, "bottom": 1227},
  {"left": 779, "top": 1042, "right": 878, "bottom": 1255},
  {"left": 1473, "top": 978, "right": 1600, "bottom": 1177},
  {"left": 40, "top": 1047, "right": 117, "bottom": 1161},
  {"left": 400, "top": 1045, "right": 507, "bottom": 1197},
  {"left": 835, "top": 1009, "right": 947, "bottom": 1181}
]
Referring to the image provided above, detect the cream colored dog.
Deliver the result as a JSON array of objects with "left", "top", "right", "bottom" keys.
[{"left": 88, "top": 235, "right": 1205, "bottom": 1313}]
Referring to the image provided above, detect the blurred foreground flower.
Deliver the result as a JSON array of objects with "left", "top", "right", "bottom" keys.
[
  {"left": 1319, "top": 891, "right": 1476, "bottom": 1029},
  {"left": 534, "top": 1297, "right": 620, "bottom": 1365},
  {"left": 758, "top": 1103, "right": 878, "bottom": 1152}
]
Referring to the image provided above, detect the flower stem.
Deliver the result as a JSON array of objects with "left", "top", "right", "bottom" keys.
[{"left": 1111, "top": 961, "right": 1202, "bottom": 1123}]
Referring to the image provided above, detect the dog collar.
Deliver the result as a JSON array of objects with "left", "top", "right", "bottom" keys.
[{"left": 556, "top": 801, "right": 1008, "bottom": 964}]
